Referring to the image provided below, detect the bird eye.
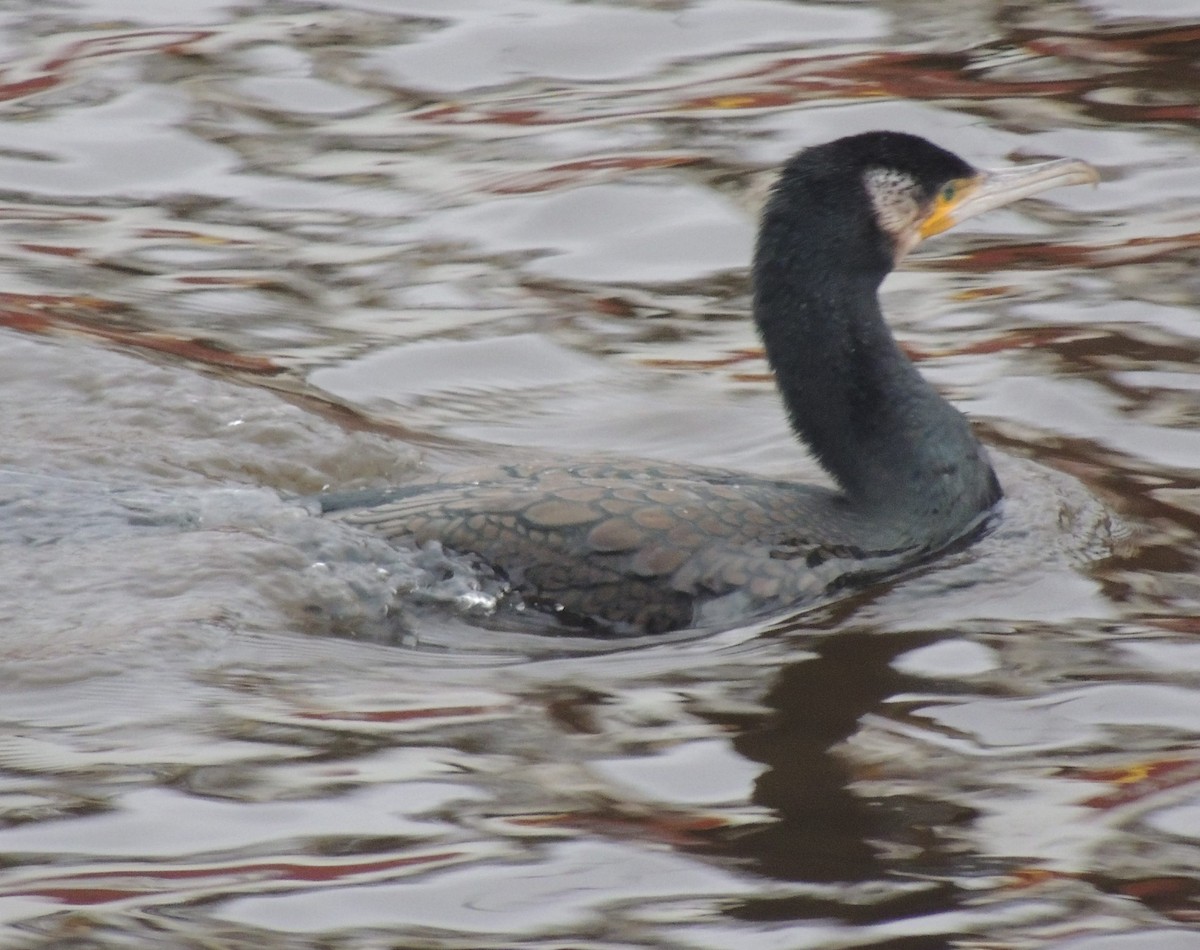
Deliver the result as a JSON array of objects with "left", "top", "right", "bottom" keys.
[{"left": 940, "top": 183, "right": 958, "bottom": 203}]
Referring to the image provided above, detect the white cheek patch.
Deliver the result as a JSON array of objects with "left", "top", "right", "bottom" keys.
[{"left": 864, "top": 167, "right": 922, "bottom": 257}]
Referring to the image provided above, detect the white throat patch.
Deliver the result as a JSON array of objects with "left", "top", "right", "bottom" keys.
[{"left": 864, "top": 166, "right": 922, "bottom": 258}]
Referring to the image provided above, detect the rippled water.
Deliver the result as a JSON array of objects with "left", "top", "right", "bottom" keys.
[{"left": 1, "top": 0, "right": 1199, "bottom": 947}]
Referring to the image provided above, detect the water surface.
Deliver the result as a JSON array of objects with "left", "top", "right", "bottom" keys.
[{"left": 1, "top": 0, "right": 1199, "bottom": 946}]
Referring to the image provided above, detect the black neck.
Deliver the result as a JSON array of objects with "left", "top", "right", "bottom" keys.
[{"left": 753, "top": 214, "right": 1000, "bottom": 539}]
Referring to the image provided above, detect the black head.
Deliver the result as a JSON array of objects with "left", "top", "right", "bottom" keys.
[
  {"left": 787, "top": 131, "right": 976, "bottom": 196},
  {"left": 751, "top": 131, "right": 1096, "bottom": 508},
  {"left": 758, "top": 132, "right": 978, "bottom": 278}
]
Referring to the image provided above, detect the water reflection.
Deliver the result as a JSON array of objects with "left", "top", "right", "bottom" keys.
[
  {"left": 727, "top": 632, "right": 938, "bottom": 886},
  {"left": 0, "top": 0, "right": 1199, "bottom": 946}
]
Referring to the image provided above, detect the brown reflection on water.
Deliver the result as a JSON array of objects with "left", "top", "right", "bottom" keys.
[
  {"left": 0, "top": 291, "right": 286, "bottom": 375},
  {"left": 392, "top": 16, "right": 1200, "bottom": 135},
  {"left": 0, "top": 29, "right": 213, "bottom": 106},
  {"left": 725, "top": 632, "right": 945, "bottom": 885}
]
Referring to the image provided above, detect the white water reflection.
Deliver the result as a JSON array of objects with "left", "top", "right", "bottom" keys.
[{"left": 365, "top": 0, "right": 886, "bottom": 90}]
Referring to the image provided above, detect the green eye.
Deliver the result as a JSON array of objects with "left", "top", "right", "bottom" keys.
[{"left": 940, "top": 183, "right": 958, "bottom": 202}]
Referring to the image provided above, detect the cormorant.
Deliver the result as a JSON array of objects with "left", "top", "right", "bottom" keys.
[{"left": 323, "top": 132, "right": 1097, "bottom": 634}]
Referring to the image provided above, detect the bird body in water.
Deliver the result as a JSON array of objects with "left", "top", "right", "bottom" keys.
[{"left": 323, "top": 132, "right": 1098, "bottom": 635}]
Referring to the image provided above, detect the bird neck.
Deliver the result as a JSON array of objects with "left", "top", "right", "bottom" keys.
[{"left": 753, "top": 251, "right": 1000, "bottom": 536}]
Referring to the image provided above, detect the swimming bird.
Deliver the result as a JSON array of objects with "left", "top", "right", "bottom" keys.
[{"left": 323, "top": 132, "right": 1097, "bottom": 635}]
